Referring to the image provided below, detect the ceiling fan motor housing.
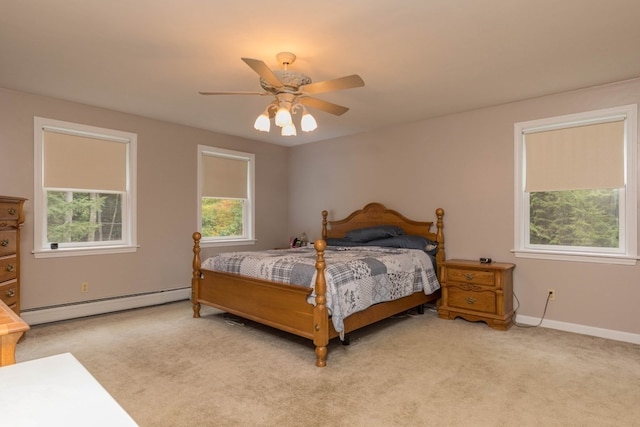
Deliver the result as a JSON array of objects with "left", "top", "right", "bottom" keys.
[{"left": 260, "top": 71, "right": 312, "bottom": 94}]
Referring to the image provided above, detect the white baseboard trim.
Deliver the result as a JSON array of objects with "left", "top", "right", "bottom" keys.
[
  {"left": 516, "top": 314, "right": 640, "bottom": 345},
  {"left": 21, "top": 287, "right": 191, "bottom": 326}
]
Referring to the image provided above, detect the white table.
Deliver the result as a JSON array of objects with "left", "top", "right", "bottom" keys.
[{"left": 0, "top": 353, "right": 138, "bottom": 426}]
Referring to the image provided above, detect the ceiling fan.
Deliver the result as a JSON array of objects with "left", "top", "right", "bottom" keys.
[{"left": 199, "top": 52, "right": 365, "bottom": 136}]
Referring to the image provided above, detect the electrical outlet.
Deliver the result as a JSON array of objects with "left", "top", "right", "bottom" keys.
[
  {"left": 547, "top": 288, "right": 556, "bottom": 301},
  {"left": 81, "top": 282, "right": 89, "bottom": 293}
]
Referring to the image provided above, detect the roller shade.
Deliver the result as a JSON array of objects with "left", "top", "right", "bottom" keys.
[
  {"left": 43, "top": 130, "right": 127, "bottom": 192},
  {"left": 524, "top": 119, "right": 625, "bottom": 192},
  {"left": 202, "top": 154, "right": 248, "bottom": 198}
]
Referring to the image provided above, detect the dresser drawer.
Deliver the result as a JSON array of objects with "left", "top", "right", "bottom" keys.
[
  {"left": 0, "top": 230, "right": 17, "bottom": 257},
  {"left": 448, "top": 287, "right": 496, "bottom": 314},
  {"left": 447, "top": 268, "right": 495, "bottom": 287},
  {"left": 0, "top": 202, "right": 21, "bottom": 221},
  {"left": 0, "top": 219, "right": 18, "bottom": 231},
  {"left": 0, "top": 257, "right": 17, "bottom": 282},
  {"left": 0, "top": 280, "right": 18, "bottom": 306}
]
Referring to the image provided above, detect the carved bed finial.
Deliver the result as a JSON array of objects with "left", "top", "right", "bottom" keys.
[{"left": 322, "top": 210, "right": 328, "bottom": 240}]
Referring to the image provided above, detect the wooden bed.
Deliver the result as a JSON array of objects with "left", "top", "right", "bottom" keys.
[{"left": 191, "top": 202, "right": 445, "bottom": 367}]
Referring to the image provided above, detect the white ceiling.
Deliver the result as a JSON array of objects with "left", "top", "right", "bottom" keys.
[{"left": 2, "top": 0, "right": 640, "bottom": 147}]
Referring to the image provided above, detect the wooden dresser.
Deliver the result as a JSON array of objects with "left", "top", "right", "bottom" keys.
[
  {"left": 437, "top": 259, "right": 515, "bottom": 330},
  {"left": 0, "top": 196, "right": 26, "bottom": 315}
]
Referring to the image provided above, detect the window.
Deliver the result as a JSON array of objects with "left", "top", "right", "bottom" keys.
[
  {"left": 34, "top": 117, "right": 137, "bottom": 258},
  {"left": 197, "top": 145, "right": 255, "bottom": 246},
  {"left": 514, "top": 105, "right": 637, "bottom": 265}
]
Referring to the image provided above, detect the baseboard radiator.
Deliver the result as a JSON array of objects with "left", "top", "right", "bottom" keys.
[{"left": 20, "top": 287, "right": 191, "bottom": 326}]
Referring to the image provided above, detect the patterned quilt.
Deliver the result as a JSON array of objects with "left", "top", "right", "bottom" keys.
[{"left": 201, "top": 246, "right": 440, "bottom": 333}]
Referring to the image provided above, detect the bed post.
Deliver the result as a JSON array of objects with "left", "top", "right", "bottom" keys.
[
  {"left": 435, "top": 208, "right": 445, "bottom": 277},
  {"left": 313, "top": 239, "right": 329, "bottom": 367},
  {"left": 321, "top": 210, "right": 328, "bottom": 240},
  {"left": 192, "top": 232, "right": 202, "bottom": 318}
]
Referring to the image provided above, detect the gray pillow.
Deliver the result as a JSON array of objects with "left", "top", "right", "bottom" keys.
[
  {"left": 367, "top": 235, "right": 439, "bottom": 255},
  {"left": 324, "top": 237, "right": 361, "bottom": 246},
  {"left": 344, "top": 225, "right": 405, "bottom": 243}
]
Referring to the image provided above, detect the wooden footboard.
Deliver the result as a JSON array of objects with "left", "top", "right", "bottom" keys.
[
  {"left": 192, "top": 235, "right": 332, "bottom": 367},
  {"left": 191, "top": 204, "right": 445, "bottom": 367}
]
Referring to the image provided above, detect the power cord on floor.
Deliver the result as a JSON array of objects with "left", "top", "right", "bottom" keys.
[{"left": 513, "top": 290, "right": 552, "bottom": 328}]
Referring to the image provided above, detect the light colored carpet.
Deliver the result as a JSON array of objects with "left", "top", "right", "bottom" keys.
[{"left": 15, "top": 301, "right": 640, "bottom": 427}]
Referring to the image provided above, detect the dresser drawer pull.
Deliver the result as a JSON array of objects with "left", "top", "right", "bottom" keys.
[
  {"left": 5, "top": 264, "right": 15, "bottom": 272},
  {"left": 464, "top": 273, "right": 475, "bottom": 281},
  {"left": 8, "top": 208, "right": 16, "bottom": 216},
  {"left": 5, "top": 289, "right": 15, "bottom": 298},
  {"left": 0, "top": 239, "right": 8, "bottom": 247},
  {"left": 465, "top": 297, "right": 476, "bottom": 305}
]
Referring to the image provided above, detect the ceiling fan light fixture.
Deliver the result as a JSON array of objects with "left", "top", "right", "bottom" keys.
[
  {"left": 300, "top": 111, "right": 318, "bottom": 132},
  {"left": 281, "top": 122, "right": 297, "bottom": 136},
  {"left": 253, "top": 112, "right": 271, "bottom": 132},
  {"left": 275, "top": 106, "right": 292, "bottom": 127}
]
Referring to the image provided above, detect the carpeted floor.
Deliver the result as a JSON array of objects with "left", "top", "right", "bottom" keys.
[{"left": 15, "top": 300, "right": 640, "bottom": 427}]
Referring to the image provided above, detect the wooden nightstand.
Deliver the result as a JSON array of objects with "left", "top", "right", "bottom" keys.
[{"left": 437, "top": 259, "right": 515, "bottom": 330}]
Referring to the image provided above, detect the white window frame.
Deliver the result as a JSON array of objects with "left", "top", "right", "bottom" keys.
[
  {"left": 514, "top": 104, "right": 638, "bottom": 265},
  {"left": 33, "top": 117, "right": 138, "bottom": 258},
  {"left": 197, "top": 145, "right": 256, "bottom": 247}
]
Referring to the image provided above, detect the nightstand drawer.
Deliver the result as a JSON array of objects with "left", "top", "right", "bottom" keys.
[
  {"left": 448, "top": 287, "right": 496, "bottom": 314},
  {"left": 447, "top": 268, "right": 495, "bottom": 287}
]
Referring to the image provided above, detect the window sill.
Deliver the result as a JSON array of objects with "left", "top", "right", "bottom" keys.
[
  {"left": 199, "top": 239, "right": 257, "bottom": 248},
  {"left": 33, "top": 245, "right": 139, "bottom": 259},
  {"left": 512, "top": 249, "right": 637, "bottom": 265}
]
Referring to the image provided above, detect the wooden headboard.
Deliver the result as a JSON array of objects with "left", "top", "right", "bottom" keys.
[{"left": 321, "top": 202, "right": 445, "bottom": 271}]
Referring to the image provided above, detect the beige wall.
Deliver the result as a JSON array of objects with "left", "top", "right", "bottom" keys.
[
  {"left": 2, "top": 78, "right": 638, "bottom": 337},
  {"left": 288, "top": 78, "right": 640, "bottom": 336},
  {"left": 0, "top": 88, "right": 289, "bottom": 310}
]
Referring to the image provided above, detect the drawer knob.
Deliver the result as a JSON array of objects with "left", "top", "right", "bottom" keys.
[
  {"left": 5, "top": 264, "right": 15, "bottom": 272},
  {"left": 8, "top": 208, "right": 16, "bottom": 216},
  {"left": 465, "top": 273, "right": 475, "bottom": 281},
  {"left": 5, "top": 289, "right": 15, "bottom": 298},
  {"left": 0, "top": 239, "right": 8, "bottom": 247},
  {"left": 465, "top": 297, "right": 476, "bottom": 305}
]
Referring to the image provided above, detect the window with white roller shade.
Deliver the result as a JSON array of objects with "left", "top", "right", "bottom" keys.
[
  {"left": 197, "top": 145, "right": 255, "bottom": 245},
  {"left": 34, "top": 117, "right": 137, "bottom": 258},
  {"left": 514, "top": 105, "right": 637, "bottom": 265}
]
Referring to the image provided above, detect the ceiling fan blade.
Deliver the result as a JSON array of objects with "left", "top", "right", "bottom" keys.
[
  {"left": 299, "top": 97, "right": 350, "bottom": 116},
  {"left": 299, "top": 74, "right": 364, "bottom": 95},
  {"left": 199, "top": 91, "right": 269, "bottom": 96},
  {"left": 241, "top": 58, "right": 283, "bottom": 88}
]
